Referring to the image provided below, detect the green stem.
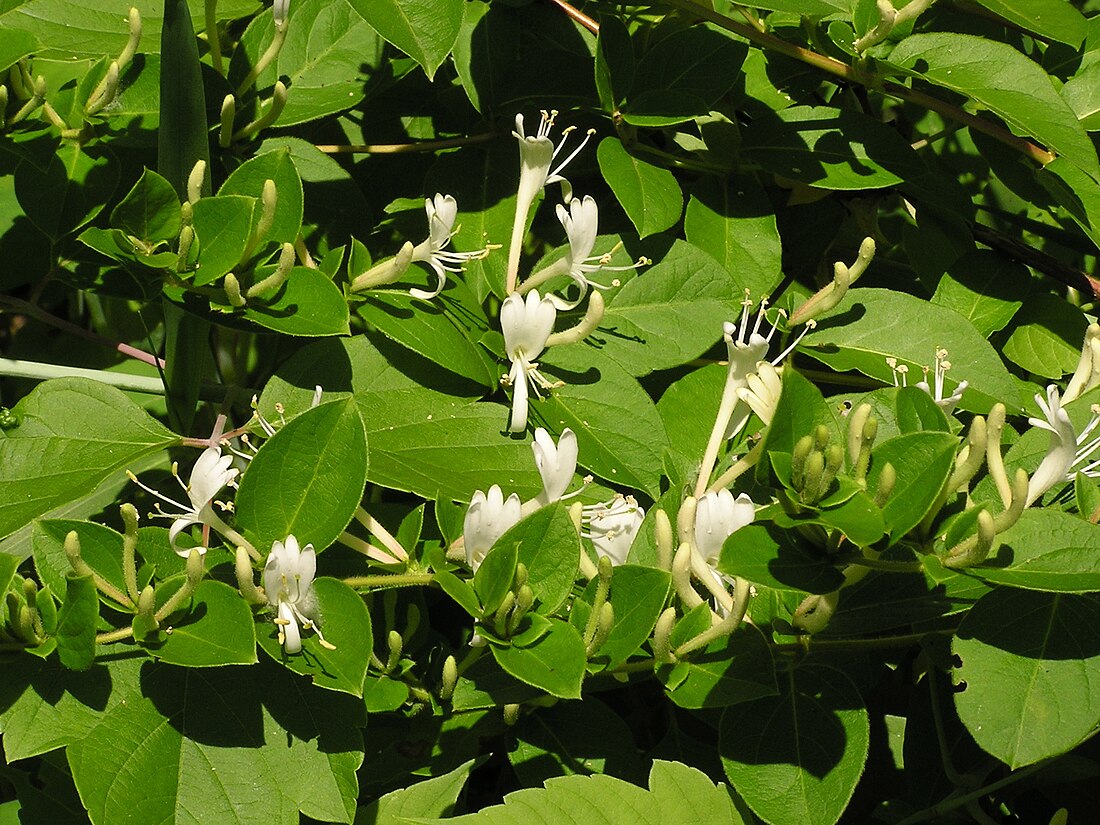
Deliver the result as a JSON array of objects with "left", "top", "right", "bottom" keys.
[
  {"left": 895, "top": 761, "right": 1048, "bottom": 825},
  {"left": 770, "top": 628, "right": 956, "bottom": 655},
  {"left": 96, "top": 626, "right": 136, "bottom": 644},
  {"left": 845, "top": 556, "right": 923, "bottom": 573},
  {"left": 343, "top": 573, "right": 435, "bottom": 589}
]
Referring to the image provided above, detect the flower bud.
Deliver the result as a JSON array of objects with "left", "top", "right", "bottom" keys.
[
  {"left": 655, "top": 509, "right": 674, "bottom": 571},
  {"left": 585, "top": 602, "right": 614, "bottom": 657},
  {"left": 503, "top": 703, "right": 521, "bottom": 726},
  {"left": 440, "top": 655, "right": 458, "bottom": 702},
  {"left": 386, "top": 630, "right": 403, "bottom": 672},
  {"left": 652, "top": 606, "right": 677, "bottom": 663},
  {"left": 874, "top": 462, "right": 896, "bottom": 507},
  {"left": 187, "top": 160, "right": 207, "bottom": 205}
]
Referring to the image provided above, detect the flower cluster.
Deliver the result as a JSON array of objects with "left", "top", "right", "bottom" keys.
[
  {"left": 263, "top": 534, "right": 332, "bottom": 654},
  {"left": 463, "top": 427, "right": 644, "bottom": 571}
]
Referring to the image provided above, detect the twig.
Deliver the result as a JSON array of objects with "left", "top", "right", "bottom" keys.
[
  {"left": 542, "top": 0, "right": 599, "bottom": 34},
  {"left": 1, "top": 293, "right": 165, "bottom": 368},
  {"left": 315, "top": 132, "right": 496, "bottom": 155},
  {"left": 972, "top": 223, "right": 1100, "bottom": 299}
]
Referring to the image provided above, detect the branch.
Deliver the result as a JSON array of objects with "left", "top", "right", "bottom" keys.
[{"left": 661, "top": 0, "right": 1054, "bottom": 165}]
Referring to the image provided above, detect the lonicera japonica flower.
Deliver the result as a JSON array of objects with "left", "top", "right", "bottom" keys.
[
  {"left": 584, "top": 495, "right": 645, "bottom": 566},
  {"left": 408, "top": 193, "right": 492, "bottom": 300},
  {"left": 463, "top": 485, "right": 522, "bottom": 570},
  {"left": 128, "top": 445, "right": 238, "bottom": 556},
  {"left": 501, "top": 290, "right": 558, "bottom": 433},
  {"left": 532, "top": 427, "right": 578, "bottom": 507},
  {"left": 694, "top": 489, "right": 755, "bottom": 565},
  {"left": 1026, "top": 385, "right": 1100, "bottom": 506},
  {"left": 264, "top": 534, "right": 331, "bottom": 654}
]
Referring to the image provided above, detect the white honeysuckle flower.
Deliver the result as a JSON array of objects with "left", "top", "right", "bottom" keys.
[
  {"left": 501, "top": 290, "right": 558, "bottom": 433},
  {"left": 584, "top": 495, "right": 644, "bottom": 566},
  {"left": 539, "top": 196, "right": 645, "bottom": 310},
  {"left": 1026, "top": 385, "right": 1100, "bottom": 506},
  {"left": 1062, "top": 323, "right": 1100, "bottom": 404},
  {"left": 463, "top": 484, "right": 522, "bottom": 570},
  {"left": 532, "top": 427, "right": 578, "bottom": 507},
  {"left": 129, "top": 445, "right": 238, "bottom": 556},
  {"left": 736, "top": 362, "right": 783, "bottom": 429},
  {"left": 408, "top": 193, "right": 491, "bottom": 300},
  {"left": 273, "top": 0, "right": 290, "bottom": 28},
  {"left": 264, "top": 535, "right": 330, "bottom": 654},
  {"left": 915, "top": 347, "right": 968, "bottom": 415},
  {"left": 694, "top": 489, "right": 755, "bottom": 565},
  {"left": 513, "top": 110, "right": 592, "bottom": 205}
]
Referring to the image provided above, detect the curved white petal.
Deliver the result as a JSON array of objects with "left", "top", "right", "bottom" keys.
[
  {"left": 168, "top": 515, "right": 204, "bottom": 557},
  {"left": 279, "top": 600, "right": 302, "bottom": 654}
]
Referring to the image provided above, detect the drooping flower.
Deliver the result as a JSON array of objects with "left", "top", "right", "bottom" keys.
[
  {"left": 694, "top": 489, "right": 755, "bottom": 565},
  {"left": 736, "top": 362, "right": 783, "bottom": 428},
  {"left": 408, "top": 193, "right": 491, "bottom": 300},
  {"left": 1026, "top": 385, "right": 1100, "bottom": 506},
  {"left": 501, "top": 290, "right": 558, "bottom": 433},
  {"left": 534, "top": 196, "right": 644, "bottom": 309},
  {"left": 463, "top": 485, "right": 522, "bottom": 570},
  {"left": 584, "top": 495, "right": 645, "bottom": 566},
  {"left": 129, "top": 445, "right": 238, "bottom": 556},
  {"left": 532, "top": 427, "right": 578, "bottom": 507},
  {"left": 264, "top": 535, "right": 329, "bottom": 654}
]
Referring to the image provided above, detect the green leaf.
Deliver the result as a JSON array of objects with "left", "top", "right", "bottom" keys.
[
  {"left": 190, "top": 194, "right": 255, "bottom": 285},
  {"left": 659, "top": 627, "right": 778, "bottom": 710},
  {"left": 14, "top": 142, "right": 119, "bottom": 241},
  {"left": 973, "top": 508, "right": 1100, "bottom": 593},
  {"left": 236, "top": 266, "right": 351, "bottom": 336},
  {"left": 219, "top": 148, "right": 304, "bottom": 246},
  {"left": 67, "top": 660, "right": 363, "bottom": 824},
  {"left": 684, "top": 177, "right": 783, "bottom": 299},
  {"left": 110, "top": 168, "right": 181, "bottom": 245},
  {"left": 623, "top": 24, "right": 746, "bottom": 127},
  {"left": 1001, "top": 292, "right": 1089, "bottom": 379},
  {"left": 0, "top": 378, "right": 179, "bottom": 542},
  {"left": 492, "top": 617, "right": 586, "bottom": 699},
  {"left": 434, "top": 569, "right": 482, "bottom": 618},
  {"left": 889, "top": 33, "right": 1099, "bottom": 175},
  {"left": 597, "top": 138, "right": 683, "bottom": 238},
  {"left": 511, "top": 696, "right": 646, "bottom": 786},
  {"left": 508, "top": 503, "right": 579, "bottom": 615},
  {"left": 32, "top": 519, "right": 129, "bottom": 608},
  {"left": 261, "top": 336, "right": 543, "bottom": 502},
  {"left": 358, "top": 759, "right": 476, "bottom": 823},
  {"left": 720, "top": 664, "right": 870, "bottom": 825},
  {"left": 358, "top": 291, "right": 496, "bottom": 388},
  {"left": 1038, "top": 156, "right": 1100, "bottom": 249},
  {"left": 1062, "top": 61, "right": 1100, "bottom": 131},
  {"left": 954, "top": 589, "right": 1100, "bottom": 768},
  {"left": 421, "top": 760, "right": 743, "bottom": 825},
  {"left": 869, "top": 431, "right": 958, "bottom": 540},
  {"left": 540, "top": 343, "right": 670, "bottom": 498},
  {"left": 159, "top": 0, "right": 210, "bottom": 200},
  {"left": 145, "top": 580, "right": 258, "bottom": 666},
  {"left": 598, "top": 240, "right": 742, "bottom": 375},
  {"left": 236, "top": 397, "right": 368, "bottom": 554},
  {"left": 718, "top": 523, "right": 845, "bottom": 594},
  {"left": 758, "top": 366, "right": 842, "bottom": 464},
  {"left": 972, "top": 0, "right": 1086, "bottom": 47},
  {"left": 804, "top": 288, "right": 1021, "bottom": 412},
  {"left": 55, "top": 573, "right": 98, "bottom": 671},
  {"left": 930, "top": 250, "right": 1027, "bottom": 337},
  {"left": 597, "top": 564, "right": 672, "bottom": 669},
  {"left": 0, "top": 654, "right": 143, "bottom": 761},
  {"left": 741, "top": 106, "right": 924, "bottom": 190},
  {"left": 257, "top": 577, "right": 373, "bottom": 697},
  {"left": 347, "top": 0, "right": 463, "bottom": 80},
  {"left": 0, "top": 27, "right": 37, "bottom": 72},
  {"left": 594, "top": 13, "right": 633, "bottom": 110},
  {"left": 236, "top": 0, "right": 380, "bottom": 126},
  {"left": 473, "top": 539, "right": 518, "bottom": 616}
]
